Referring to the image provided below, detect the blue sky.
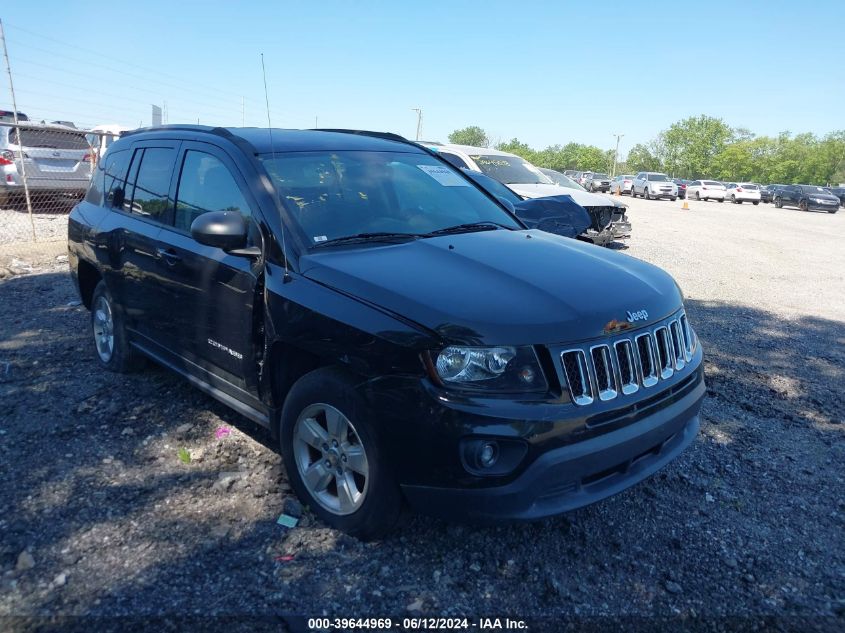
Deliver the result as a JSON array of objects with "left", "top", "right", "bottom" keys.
[{"left": 1, "top": 0, "right": 843, "bottom": 157}]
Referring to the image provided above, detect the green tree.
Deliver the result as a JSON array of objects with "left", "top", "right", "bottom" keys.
[
  {"left": 495, "top": 138, "right": 538, "bottom": 163},
  {"left": 661, "top": 114, "right": 733, "bottom": 178},
  {"left": 625, "top": 143, "right": 662, "bottom": 173},
  {"left": 448, "top": 126, "right": 490, "bottom": 148}
]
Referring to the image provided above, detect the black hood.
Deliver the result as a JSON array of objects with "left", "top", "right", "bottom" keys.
[{"left": 300, "top": 230, "right": 683, "bottom": 346}]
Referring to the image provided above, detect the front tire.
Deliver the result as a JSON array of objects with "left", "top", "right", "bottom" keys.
[
  {"left": 753, "top": 201, "right": 759, "bottom": 206},
  {"left": 799, "top": 200, "right": 808, "bottom": 212},
  {"left": 90, "top": 281, "right": 144, "bottom": 372},
  {"left": 775, "top": 197, "right": 783, "bottom": 208},
  {"left": 280, "top": 367, "right": 402, "bottom": 540},
  {"left": 644, "top": 188, "right": 651, "bottom": 200},
  {"left": 695, "top": 192, "right": 701, "bottom": 201}
]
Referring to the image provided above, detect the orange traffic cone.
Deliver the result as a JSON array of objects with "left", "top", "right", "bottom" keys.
[{"left": 681, "top": 200, "right": 689, "bottom": 210}]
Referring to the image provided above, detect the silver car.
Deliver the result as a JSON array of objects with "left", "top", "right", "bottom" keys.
[
  {"left": 0, "top": 123, "right": 93, "bottom": 208},
  {"left": 631, "top": 172, "right": 678, "bottom": 200},
  {"left": 585, "top": 172, "right": 611, "bottom": 192}
]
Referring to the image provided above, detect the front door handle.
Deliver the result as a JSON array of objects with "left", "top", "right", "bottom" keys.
[{"left": 156, "top": 247, "right": 182, "bottom": 265}]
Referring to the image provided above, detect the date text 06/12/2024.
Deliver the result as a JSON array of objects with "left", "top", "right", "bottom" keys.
[{"left": 306, "top": 617, "right": 529, "bottom": 630}]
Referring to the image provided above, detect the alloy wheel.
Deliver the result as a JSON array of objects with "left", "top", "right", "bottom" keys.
[
  {"left": 293, "top": 403, "right": 369, "bottom": 516},
  {"left": 92, "top": 295, "right": 115, "bottom": 362}
]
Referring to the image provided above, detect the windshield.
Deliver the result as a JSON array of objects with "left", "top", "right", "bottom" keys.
[
  {"left": 259, "top": 151, "right": 521, "bottom": 245},
  {"left": 593, "top": 173, "right": 609, "bottom": 179},
  {"left": 646, "top": 174, "right": 669, "bottom": 182},
  {"left": 469, "top": 154, "right": 552, "bottom": 185},
  {"left": 461, "top": 169, "right": 523, "bottom": 204},
  {"left": 538, "top": 168, "right": 586, "bottom": 191},
  {"left": 703, "top": 180, "right": 723, "bottom": 186}
]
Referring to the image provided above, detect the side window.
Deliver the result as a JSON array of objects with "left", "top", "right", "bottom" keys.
[
  {"left": 173, "top": 150, "right": 251, "bottom": 233},
  {"left": 127, "top": 148, "right": 176, "bottom": 221},
  {"left": 438, "top": 152, "right": 471, "bottom": 170}
]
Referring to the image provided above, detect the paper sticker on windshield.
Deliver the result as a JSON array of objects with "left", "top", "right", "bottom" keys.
[
  {"left": 313, "top": 235, "right": 327, "bottom": 242},
  {"left": 417, "top": 164, "right": 470, "bottom": 187}
]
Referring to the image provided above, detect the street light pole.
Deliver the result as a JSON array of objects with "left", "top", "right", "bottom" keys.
[
  {"left": 612, "top": 133, "right": 625, "bottom": 177},
  {"left": 411, "top": 108, "right": 422, "bottom": 141}
]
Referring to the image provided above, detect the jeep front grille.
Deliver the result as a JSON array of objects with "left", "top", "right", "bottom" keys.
[{"left": 560, "top": 312, "right": 695, "bottom": 406}]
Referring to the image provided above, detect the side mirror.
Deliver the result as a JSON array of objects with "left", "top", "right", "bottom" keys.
[
  {"left": 497, "top": 197, "right": 516, "bottom": 214},
  {"left": 190, "top": 210, "right": 248, "bottom": 251}
]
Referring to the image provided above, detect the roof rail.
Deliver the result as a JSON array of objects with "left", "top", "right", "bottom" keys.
[
  {"left": 120, "top": 124, "right": 221, "bottom": 138},
  {"left": 312, "top": 128, "right": 414, "bottom": 145}
]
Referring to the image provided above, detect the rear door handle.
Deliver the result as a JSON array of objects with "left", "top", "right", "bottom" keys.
[{"left": 156, "top": 247, "right": 182, "bottom": 265}]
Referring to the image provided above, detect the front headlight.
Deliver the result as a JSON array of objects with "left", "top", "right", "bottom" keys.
[{"left": 430, "top": 345, "right": 547, "bottom": 392}]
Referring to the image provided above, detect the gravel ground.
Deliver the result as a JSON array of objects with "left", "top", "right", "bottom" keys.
[
  {"left": 0, "top": 198, "right": 843, "bottom": 631},
  {"left": 0, "top": 207, "right": 71, "bottom": 246}
]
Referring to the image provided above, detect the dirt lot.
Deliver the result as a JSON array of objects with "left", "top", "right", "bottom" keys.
[{"left": 0, "top": 198, "right": 843, "bottom": 631}]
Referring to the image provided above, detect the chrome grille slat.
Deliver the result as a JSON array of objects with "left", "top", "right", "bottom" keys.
[
  {"left": 613, "top": 339, "right": 639, "bottom": 395},
  {"left": 561, "top": 311, "right": 694, "bottom": 406},
  {"left": 635, "top": 333, "right": 659, "bottom": 387},
  {"left": 590, "top": 345, "right": 617, "bottom": 401},
  {"left": 669, "top": 320, "right": 685, "bottom": 370},
  {"left": 561, "top": 350, "right": 593, "bottom": 406},
  {"left": 654, "top": 326, "right": 675, "bottom": 379}
]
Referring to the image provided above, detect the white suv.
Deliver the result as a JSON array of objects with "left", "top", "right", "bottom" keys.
[{"left": 631, "top": 172, "right": 678, "bottom": 200}]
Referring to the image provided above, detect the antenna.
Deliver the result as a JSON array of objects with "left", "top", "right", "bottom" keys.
[{"left": 261, "top": 53, "right": 290, "bottom": 281}]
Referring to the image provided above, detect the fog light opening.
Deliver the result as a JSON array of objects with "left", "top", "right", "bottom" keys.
[{"left": 478, "top": 441, "right": 499, "bottom": 469}]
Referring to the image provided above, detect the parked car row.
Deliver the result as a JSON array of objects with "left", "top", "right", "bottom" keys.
[{"left": 425, "top": 142, "right": 631, "bottom": 246}]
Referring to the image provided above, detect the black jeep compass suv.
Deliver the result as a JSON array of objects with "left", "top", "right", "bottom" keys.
[{"left": 68, "top": 126, "right": 705, "bottom": 539}]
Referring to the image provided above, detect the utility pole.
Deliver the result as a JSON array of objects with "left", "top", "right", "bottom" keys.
[
  {"left": 0, "top": 19, "right": 34, "bottom": 239},
  {"left": 411, "top": 108, "right": 422, "bottom": 141},
  {"left": 612, "top": 133, "right": 625, "bottom": 177}
]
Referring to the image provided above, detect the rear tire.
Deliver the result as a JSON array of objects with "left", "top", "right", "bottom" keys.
[
  {"left": 695, "top": 192, "right": 701, "bottom": 201},
  {"left": 279, "top": 367, "right": 402, "bottom": 540},
  {"left": 670, "top": 197, "right": 677, "bottom": 202},
  {"left": 753, "top": 201, "right": 759, "bottom": 206},
  {"left": 90, "top": 281, "right": 144, "bottom": 373},
  {"left": 717, "top": 198, "right": 724, "bottom": 203}
]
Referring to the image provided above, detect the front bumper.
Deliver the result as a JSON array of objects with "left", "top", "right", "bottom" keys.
[
  {"left": 401, "top": 366, "right": 704, "bottom": 522},
  {"left": 649, "top": 189, "right": 676, "bottom": 198},
  {"left": 807, "top": 200, "right": 840, "bottom": 211}
]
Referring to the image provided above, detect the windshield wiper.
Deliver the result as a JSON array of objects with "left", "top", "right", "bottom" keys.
[
  {"left": 423, "top": 221, "right": 513, "bottom": 236},
  {"left": 311, "top": 232, "right": 420, "bottom": 248}
]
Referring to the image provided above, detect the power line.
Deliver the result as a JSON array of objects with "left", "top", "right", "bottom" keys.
[{"left": 3, "top": 22, "right": 261, "bottom": 106}]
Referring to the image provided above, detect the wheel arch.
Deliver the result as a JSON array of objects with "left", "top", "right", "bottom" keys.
[{"left": 77, "top": 260, "right": 102, "bottom": 309}]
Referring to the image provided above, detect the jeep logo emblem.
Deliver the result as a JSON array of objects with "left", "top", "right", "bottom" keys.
[{"left": 626, "top": 309, "right": 648, "bottom": 323}]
